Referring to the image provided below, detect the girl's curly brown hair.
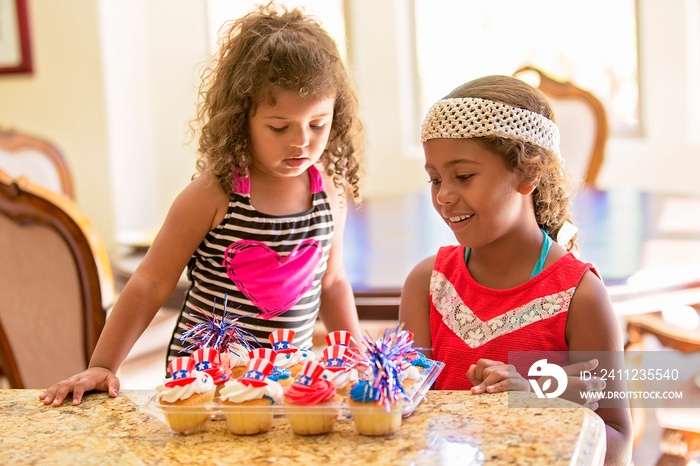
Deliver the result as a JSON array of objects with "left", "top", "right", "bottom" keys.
[
  {"left": 192, "top": 2, "right": 363, "bottom": 200},
  {"left": 445, "top": 75, "right": 577, "bottom": 251}
]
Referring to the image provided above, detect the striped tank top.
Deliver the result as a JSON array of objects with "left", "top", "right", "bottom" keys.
[{"left": 166, "top": 165, "right": 334, "bottom": 367}]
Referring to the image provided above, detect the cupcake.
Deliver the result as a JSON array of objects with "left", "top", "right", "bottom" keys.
[
  {"left": 249, "top": 348, "right": 294, "bottom": 387},
  {"left": 269, "top": 329, "right": 315, "bottom": 378},
  {"left": 349, "top": 327, "right": 413, "bottom": 436},
  {"left": 156, "top": 356, "right": 215, "bottom": 434},
  {"left": 320, "top": 345, "right": 358, "bottom": 397},
  {"left": 219, "top": 358, "right": 284, "bottom": 435},
  {"left": 348, "top": 380, "right": 404, "bottom": 436},
  {"left": 191, "top": 347, "right": 231, "bottom": 396},
  {"left": 220, "top": 342, "right": 252, "bottom": 378},
  {"left": 284, "top": 361, "right": 342, "bottom": 435}
]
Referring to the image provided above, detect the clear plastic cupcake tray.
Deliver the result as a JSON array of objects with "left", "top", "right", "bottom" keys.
[{"left": 145, "top": 360, "right": 444, "bottom": 435}]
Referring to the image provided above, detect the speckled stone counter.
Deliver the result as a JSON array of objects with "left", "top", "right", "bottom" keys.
[{"left": 1, "top": 389, "right": 605, "bottom": 465}]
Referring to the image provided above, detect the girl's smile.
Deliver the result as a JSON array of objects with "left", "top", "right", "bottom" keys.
[{"left": 424, "top": 138, "right": 533, "bottom": 248}]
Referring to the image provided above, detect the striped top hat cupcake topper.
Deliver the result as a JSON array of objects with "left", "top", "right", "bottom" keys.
[
  {"left": 322, "top": 345, "right": 351, "bottom": 372},
  {"left": 325, "top": 330, "right": 355, "bottom": 347},
  {"left": 191, "top": 348, "right": 220, "bottom": 371},
  {"left": 293, "top": 360, "right": 325, "bottom": 388},
  {"left": 165, "top": 356, "right": 197, "bottom": 387},
  {"left": 248, "top": 347, "right": 278, "bottom": 363},
  {"left": 269, "top": 329, "right": 297, "bottom": 354},
  {"left": 238, "top": 358, "right": 274, "bottom": 387}
]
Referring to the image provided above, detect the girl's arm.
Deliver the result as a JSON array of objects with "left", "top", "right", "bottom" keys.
[
  {"left": 317, "top": 175, "right": 362, "bottom": 339},
  {"left": 566, "top": 270, "right": 634, "bottom": 466},
  {"left": 40, "top": 173, "right": 228, "bottom": 406},
  {"left": 399, "top": 256, "right": 435, "bottom": 359}
]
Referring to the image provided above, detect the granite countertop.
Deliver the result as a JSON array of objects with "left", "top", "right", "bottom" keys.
[{"left": 1, "top": 389, "right": 605, "bottom": 465}]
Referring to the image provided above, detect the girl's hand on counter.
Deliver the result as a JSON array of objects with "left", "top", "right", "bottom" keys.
[
  {"left": 467, "top": 359, "right": 531, "bottom": 394},
  {"left": 39, "top": 367, "right": 120, "bottom": 407}
]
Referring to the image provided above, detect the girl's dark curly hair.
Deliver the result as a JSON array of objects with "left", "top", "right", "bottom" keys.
[
  {"left": 444, "top": 75, "right": 576, "bottom": 250},
  {"left": 192, "top": 2, "right": 363, "bottom": 199}
]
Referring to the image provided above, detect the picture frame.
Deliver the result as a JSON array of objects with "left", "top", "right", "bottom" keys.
[{"left": 0, "top": 0, "right": 33, "bottom": 74}]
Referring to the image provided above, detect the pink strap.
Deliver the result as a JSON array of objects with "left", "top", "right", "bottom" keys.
[
  {"left": 232, "top": 168, "right": 250, "bottom": 195},
  {"left": 308, "top": 164, "right": 324, "bottom": 194},
  {"left": 232, "top": 165, "right": 324, "bottom": 195}
]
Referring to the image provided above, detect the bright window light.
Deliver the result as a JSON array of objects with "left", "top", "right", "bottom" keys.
[{"left": 414, "top": 0, "right": 639, "bottom": 136}]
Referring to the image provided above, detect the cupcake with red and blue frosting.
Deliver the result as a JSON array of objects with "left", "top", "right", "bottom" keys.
[{"left": 284, "top": 360, "right": 341, "bottom": 435}]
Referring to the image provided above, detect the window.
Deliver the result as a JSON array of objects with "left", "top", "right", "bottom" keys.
[{"left": 413, "top": 0, "right": 640, "bottom": 136}]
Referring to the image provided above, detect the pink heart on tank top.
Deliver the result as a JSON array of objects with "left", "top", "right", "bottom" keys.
[{"left": 223, "top": 239, "right": 323, "bottom": 319}]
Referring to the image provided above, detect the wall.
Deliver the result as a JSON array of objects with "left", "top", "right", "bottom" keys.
[
  {"left": 96, "top": 0, "right": 208, "bottom": 246},
  {"left": 0, "top": 0, "right": 114, "bottom": 245}
]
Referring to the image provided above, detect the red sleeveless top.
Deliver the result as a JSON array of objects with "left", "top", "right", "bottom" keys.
[{"left": 429, "top": 245, "right": 596, "bottom": 390}]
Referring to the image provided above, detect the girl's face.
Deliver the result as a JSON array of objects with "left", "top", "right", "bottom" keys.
[
  {"left": 248, "top": 90, "right": 335, "bottom": 179},
  {"left": 424, "top": 138, "right": 533, "bottom": 248}
]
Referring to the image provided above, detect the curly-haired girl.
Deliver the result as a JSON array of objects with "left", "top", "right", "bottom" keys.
[
  {"left": 41, "top": 2, "right": 363, "bottom": 406},
  {"left": 399, "top": 75, "right": 632, "bottom": 464}
]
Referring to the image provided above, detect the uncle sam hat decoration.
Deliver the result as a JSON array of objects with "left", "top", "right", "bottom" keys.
[
  {"left": 269, "top": 329, "right": 297, "bottom": 354},
  {"left": 238, "top": 358, "right": 274, "bottom": 387},
  {"left": 248, "top": 347, "right": 278, "bottom": 363},
  {"left": 191, "top": 347, "right": 219, "bottom": 371},
  {"left": 322, "top": 345, "right": 351, "bottom": 372},
  {"left": 165, "top": 356, "right": 197, "bottom": 387},
  {"left": 293, "top": 360, "right": 325, "bottom": 388},
  {"left": 325, "top": 330, "right": 356, "bottom": 347}
]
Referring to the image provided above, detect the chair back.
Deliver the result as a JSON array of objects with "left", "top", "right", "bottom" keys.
[
  {"left": 514, "top": 67, "right": 609, "bottom": 186},
  {"left": 0, "top": 129, "right": 74, "bottom": 199},
  {"left": 0, "top": 170, "right": 113, "bottom": 388}
]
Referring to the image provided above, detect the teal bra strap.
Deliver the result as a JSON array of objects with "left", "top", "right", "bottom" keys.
[
  {"left": 464, "top": 230, "right": 552, "bottom": 279},
  {"left": 531, "top": 230, "right": 552, "bottom": 279}
]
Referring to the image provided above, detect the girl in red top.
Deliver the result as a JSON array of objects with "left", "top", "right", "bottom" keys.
[{"left": 399, "top": 75, "right": 631, "bottom": 465}]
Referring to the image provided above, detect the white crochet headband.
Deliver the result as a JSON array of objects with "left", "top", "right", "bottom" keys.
[{"left": 421, "top": 97, "right": 561, "bottom": 159}]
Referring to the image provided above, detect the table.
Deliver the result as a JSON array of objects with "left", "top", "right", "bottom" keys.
[
  {"left": 1, "top": 389, "right": 605, "bottom": 465},
  {"left": 345, "top": 186, "right": 700, "bottom": 290},
  {"left": 343, "top": 186, "right": 700, "bottom": 317}
]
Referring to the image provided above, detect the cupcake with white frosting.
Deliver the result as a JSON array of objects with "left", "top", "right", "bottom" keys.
[
  {"left": 219, "top": 358, "right": 283, "bottom": 435},
  {"left": 156, "top": 356, "right": 215, "bottom": 434}
]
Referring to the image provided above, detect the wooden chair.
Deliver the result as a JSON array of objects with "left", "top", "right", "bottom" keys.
[
  {"left": 0, "top": 170, "right": 114, "bottom": 388},
  {"left": 0, "top": 128, "right": 74, "bottom": 199},
  {"left": 513, "top": 66, "right": 609, "bottom": 186}
]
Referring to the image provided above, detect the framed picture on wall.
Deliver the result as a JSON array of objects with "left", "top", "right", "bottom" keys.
[{"left": 0, "top": 0, "right": 32, "bottom": 74}]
